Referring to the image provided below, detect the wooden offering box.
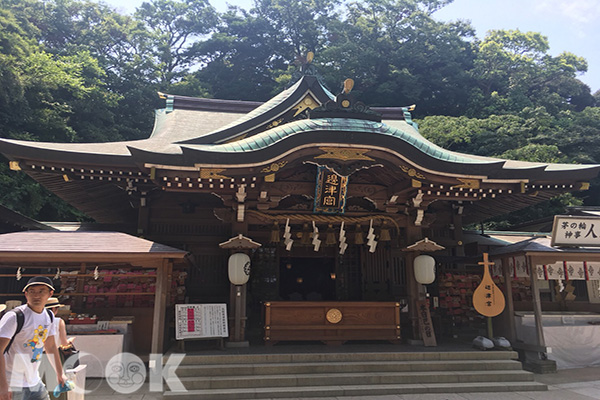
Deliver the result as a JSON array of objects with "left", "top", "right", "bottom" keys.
[{"left": 264, "top": 301, "right": 401, "bottom": 345}]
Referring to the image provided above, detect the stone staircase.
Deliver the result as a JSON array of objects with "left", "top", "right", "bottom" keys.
[{"left": 163, "top": 350, "right": 547, "bottom": 399}]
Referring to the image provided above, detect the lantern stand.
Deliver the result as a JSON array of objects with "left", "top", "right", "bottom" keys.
[
  {"left": 403, "top": 238, "right": 445, "bottom": 345},
  {"left": 219, "top": 234, "right": 262, "bottom": 347}
]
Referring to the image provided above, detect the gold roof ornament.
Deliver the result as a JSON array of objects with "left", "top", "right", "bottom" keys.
[
  {"left": 343, "top": 79, "right": 354, "bottom": 94},
  {"left": 403, "top": 237, "right": 445, "bottom": 252}
]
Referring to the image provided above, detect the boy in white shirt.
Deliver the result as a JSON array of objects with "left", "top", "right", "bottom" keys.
[{"left": 0, "top": 277, "right": 67, "bottom": 400}]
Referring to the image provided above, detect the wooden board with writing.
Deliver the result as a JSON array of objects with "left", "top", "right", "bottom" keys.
[{"left": 416, "top": 300, "right": 437, "bottom": 347}]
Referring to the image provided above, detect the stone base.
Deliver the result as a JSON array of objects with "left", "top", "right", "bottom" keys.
[{"left": 523, "top": 359, "right": 557, "bottom": 374}]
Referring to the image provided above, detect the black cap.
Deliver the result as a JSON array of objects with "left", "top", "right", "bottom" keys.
[{"left": 22, "top": 276, "right": 55, "bottom": 292}]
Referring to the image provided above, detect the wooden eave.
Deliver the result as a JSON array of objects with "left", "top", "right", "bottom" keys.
[{"left": 0, "top": 231, "right": 188, "bottom": 264}]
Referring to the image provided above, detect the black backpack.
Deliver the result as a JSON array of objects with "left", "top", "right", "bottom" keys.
[{"left": 2, "top": 308, "right": 54, "bottom": 354}]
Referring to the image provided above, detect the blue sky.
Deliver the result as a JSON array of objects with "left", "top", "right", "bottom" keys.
[{"left": 104, "top": 0, "right": 600, "bottom": 93}]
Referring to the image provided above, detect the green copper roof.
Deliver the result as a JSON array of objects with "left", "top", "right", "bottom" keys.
[{"left": 184, "top": 118, "right": 497, "bottom": 165}]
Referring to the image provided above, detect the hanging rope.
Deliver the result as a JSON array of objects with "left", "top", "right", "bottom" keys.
[{"left": 246, "top": 210, "right": 401, "bottom": 231}]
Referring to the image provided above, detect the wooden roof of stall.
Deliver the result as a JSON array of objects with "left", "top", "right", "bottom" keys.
[
  {"left": 1, "top": 72, "right": 599, "bottom": 225},
  {"left": 0, "top": 231, "right": 188, "bottom": 263}
]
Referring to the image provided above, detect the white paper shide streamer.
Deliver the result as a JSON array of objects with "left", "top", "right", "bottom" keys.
[
  {"left": 312, "top": 221, "right": 321, "bottom": 252},
  {"left": 283, "top": 218, "right": 294, "bottom": 251},
  {"left": 339, "top": 221, "right": 348, "bottom": 255},
  {"left": 367, "top": 219, "right": 377, "bottom": 253}
]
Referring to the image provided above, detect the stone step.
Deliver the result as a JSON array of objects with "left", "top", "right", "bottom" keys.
[
  {"left": 177, "top": 350, "right": 519, "bottom": 365},
  {"left": 164, "top": 381, "right": 548, "bottom": 400},
  {"left": 176, "top": 370, "right": 535, "bottom": 390},
  {"left": 174, "top": 359, "right": 523, "bottom": 377}
]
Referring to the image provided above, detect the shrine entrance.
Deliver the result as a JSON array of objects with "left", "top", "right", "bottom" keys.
[{"left": 279, "top": 257, "right": 336, "bottom": 301}]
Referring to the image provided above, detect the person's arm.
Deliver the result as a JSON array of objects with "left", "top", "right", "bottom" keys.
[
  {"left": 44, "top": 337, "right": 66, "bottom": 386},
  {"left": 0, "top": 337, "right": 12, "bottom": 400},
  {"left": 58, "top": 319, "right": 70, "bottom": 347}
]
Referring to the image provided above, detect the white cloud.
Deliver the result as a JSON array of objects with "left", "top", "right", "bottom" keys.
[{"left": 535, "top": 0, "right": 600, "bottom": 24}]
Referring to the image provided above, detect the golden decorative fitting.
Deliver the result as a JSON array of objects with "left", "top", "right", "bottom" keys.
[
  {"left": 62, "top": 175, "right": 70, "bottom": 182},
  {"left": 8, "top": 161, "right": 20, "bottom": 171},
  {"left": 266, "top": 118, "right": 283, "bottom": 129},
  {"left": 265, "top": 302, "right": 271, "bottom": 307},
  {"left": 453, "top": 178, "right": 480, "bottom": 189},
  {"left": 341, "top": 99, "right": 350, "bottom": 108},
  {"left": 326, "top": 308, "right": 343, "bottom": 324},
  {"left": 315, "top": 147, "right": 374, "bottom": 161},
  {"left": 401, "top": 165, "right": 425, "bottom": 179},
  {"left": 224, "top": 133, "right": 248, "bottom": 144},
  {"left": 411, "top": 179, "right": 422, "bottom": 188},
  {"left": 292, "top": 94, "right": 320, "bottom": 117},
  {"left": 261, "top": 161, "right": 288, "bottom": 173},
  {"left": 579, "top": 182, "right": 590, "bottom": 190},
  {"left": 200, "top": 168, "right": 231, "bottom": 179},
  {"left": 264, "top": 173, "right": 276, "bottom": 182}
]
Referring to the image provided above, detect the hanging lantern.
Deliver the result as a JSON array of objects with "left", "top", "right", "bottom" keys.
[
  {"left": 414, "top": 255, "right": 436, "bottom": 284},
  {"left": 300, "top": 223, "right": 311, "bottom": 245},
  {"left": 270, "top": 222, "right": 280, "bottom": 244},
  {"left": 228, "top": 253, "right": 251, "bottom": 285},
  {"left": 325, "top": 224, "right": 336, "bottom": 246},
  {"left": 354, "top": 224, "right": 364, "bottom": 245},
  {"left": 379, "top": 221, "right": 391, "bottom": 242}
]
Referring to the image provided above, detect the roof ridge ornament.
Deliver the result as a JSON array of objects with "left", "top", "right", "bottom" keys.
[
  {"left": 288, "top": 51, "right": 330, "bottom": 90},
  {"left": 308, "top": 79, "right": 382, "bottom": 122}
]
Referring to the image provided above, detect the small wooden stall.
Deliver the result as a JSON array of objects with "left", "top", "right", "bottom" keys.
[
  {"left": 0, "top": 231, "right": 189, "bottom": 355},
  {"left": 489, "top": 216, "right": 600, "bottom": 370}
]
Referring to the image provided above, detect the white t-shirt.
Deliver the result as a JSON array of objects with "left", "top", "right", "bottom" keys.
[{"left": 0, "top": 304, "right": 56, "bottom": 387}]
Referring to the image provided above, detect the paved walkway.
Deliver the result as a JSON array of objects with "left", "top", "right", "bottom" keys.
[{"left": 82, "top": 366, "right": 600, "bottom": 400}]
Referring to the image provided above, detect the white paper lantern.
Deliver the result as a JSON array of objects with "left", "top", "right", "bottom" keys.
[
  {"left": 414, "top": 255, "right": 436, "bottom": 284},
  {"left": 228, "top": 253, "right": 251, "bottom": 285}
]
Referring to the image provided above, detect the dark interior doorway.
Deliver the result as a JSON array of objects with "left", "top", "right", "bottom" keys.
[{"left": 279, "top": 257, "right": 336, "bottom": 301}]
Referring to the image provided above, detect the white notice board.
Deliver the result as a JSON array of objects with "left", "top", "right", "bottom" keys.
[{"left": 175, "top": 304, "right": 229, "bottom": 340}]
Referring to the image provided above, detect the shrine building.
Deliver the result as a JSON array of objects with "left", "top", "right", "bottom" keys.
[{"left": 1, "top": 63, "right": 600, "bottom": 351}]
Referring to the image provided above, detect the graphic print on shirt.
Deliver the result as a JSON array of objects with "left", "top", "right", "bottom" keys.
[{"left": 24, "top": 324, "right": 48, "bottom": 363}]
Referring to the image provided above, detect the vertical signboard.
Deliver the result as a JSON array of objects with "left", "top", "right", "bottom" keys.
[
  {"left": 175, "top": 304, "right": 229, "bottom": 340},
  {"left": 416, "top": 300, "right": 437, "bottom": 346},
  {"left": 314, "top": 166, "right": 348, "bottom": 214}
]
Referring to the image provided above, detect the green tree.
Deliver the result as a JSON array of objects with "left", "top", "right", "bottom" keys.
[
  {"left": 468, "top": 29, "right": 593, "bottom": 117},
  {"left": 135, "top": 0, "right": 219, "bottom": 85}
]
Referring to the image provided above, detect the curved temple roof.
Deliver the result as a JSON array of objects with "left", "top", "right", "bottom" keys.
[{"left": 1, "top": 74, "right": 598, "bottom": 182}]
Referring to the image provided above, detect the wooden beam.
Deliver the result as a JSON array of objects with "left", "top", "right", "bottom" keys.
[
  {"left": 151, "top": 259, "right": 172, "bottom": 354},
  {"left": 501, "top": 256, "right": 517, "bottom": 342},
  {"left": 527, "top": 255, "right": 546, "bottom": 348}
]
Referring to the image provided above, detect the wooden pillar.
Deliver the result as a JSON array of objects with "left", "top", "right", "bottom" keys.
[
  {"left": 501, "top": 256, "right": 516, "bottom": 342},
  {"left": 74, "top": 263, "right": 86, "bottom": 310},
  {"left": 151, "top": 259, "right": 173, "bottom": 354},
  {"left": 527, "top": 255, "right": 546, "bottom": 347},
  {"left": 406, "top": 226, "right": 422, "bottom": 340},
  {"left": 229, "top": 218, "right": 249, "bottom": 345}
]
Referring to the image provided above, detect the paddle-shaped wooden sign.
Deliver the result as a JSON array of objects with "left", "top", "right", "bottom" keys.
[{"left": 473, "top": 253, "right": 506, "bottom": 317}]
